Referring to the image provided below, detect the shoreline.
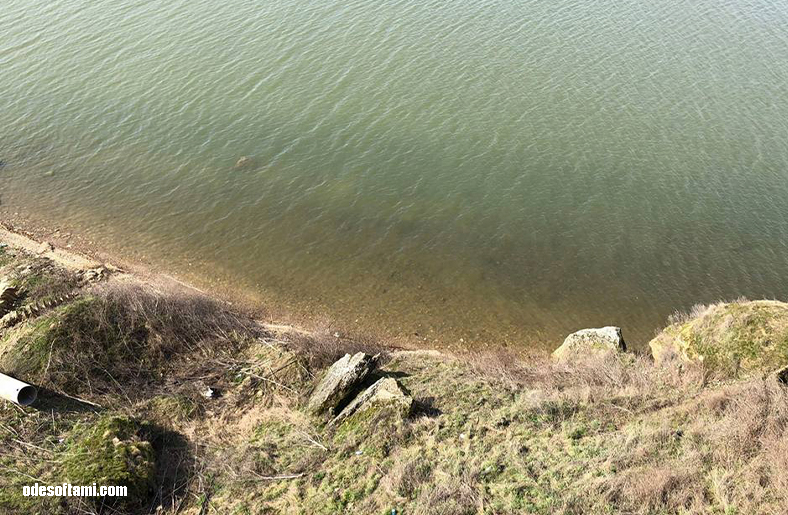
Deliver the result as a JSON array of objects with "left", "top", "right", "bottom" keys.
[
  {"left": 0, "top": 208, "right": 558, "bottom": 355},
  {"left": 0, "top": 216, "right": 424, "bottom": 352},
  {"left": 0, "top": 220, "right": 374, "bottom": 352}
]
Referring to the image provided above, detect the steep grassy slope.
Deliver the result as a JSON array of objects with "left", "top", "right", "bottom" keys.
[{"left": 0, "top": 244, "right": 787, "bottom": 514}]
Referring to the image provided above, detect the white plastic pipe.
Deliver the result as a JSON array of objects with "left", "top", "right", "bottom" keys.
[{"left": 0, "top": 372, "right": 37, "bottom": 406}]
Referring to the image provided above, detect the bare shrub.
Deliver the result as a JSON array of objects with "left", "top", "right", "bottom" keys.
[
  {"left": 20, "top": 282, "right": 262, "bottom": 399},
  {"left": 286, "top": 327, "right": 390, "bottom": 370},
  {"left": 413, "top": 473, "right": 479, "bottom": 515},
  {"left": 466, "top": 347, "right": 532, "bottom": 387},
  {"left": 466, "top": 349, "right": 670, "bottom": 393},
  {"left": 704, "top": 380, "right": 788, "bottom": 465},
  {"left": 94, "top": 281, "right": 261, "bottom": 352},
  {"left": 763, "top": 432, "right": 788, "bottom": 504},
  {"left": 384, "top": 452, "right": 434, "bottom": 499},
  {"left": 666, "top": 303, "right": 713, "bottom": 326},
  {"left": 607, "top": 464, "right": 706, "bottom": 513}
]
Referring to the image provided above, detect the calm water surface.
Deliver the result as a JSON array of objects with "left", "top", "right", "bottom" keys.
[{"left": 2, "top": 0, "right": 788, "bottom": 349}]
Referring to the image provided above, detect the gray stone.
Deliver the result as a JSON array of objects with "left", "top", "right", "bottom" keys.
[
  {"left": 307, "top": 352, "right": 377, "bottom": 415},
  {"left": 553, "top": 326, "right": 626, "bottom": 362},
  {"left": 331, "top": 377, "right": 412, "bottom": 426}
]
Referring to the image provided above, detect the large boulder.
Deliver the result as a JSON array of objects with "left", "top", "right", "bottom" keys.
[
  {"left": 649, "top": 300, "right": 788, "bottom": 377},
  {"left": 307, "top": 352, "right": 377, "bottom": 415},
  {"left": 331, "top": 377, "right": 412, "bottom": 426},
  {"left": 553, "top": 326, "right": 625, "bottom": 362}
]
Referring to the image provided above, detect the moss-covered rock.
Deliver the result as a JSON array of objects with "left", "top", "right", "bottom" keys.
[
  {"left": 0, "top": 298, "right": 104, "bottom": 383},
  {"left": 61, "top": 415, "right": 155, "bottom": 507},
  {"left": 331, "top": 377, "right": 412, "bottom": 426},
  {"left": 649, "top": 300, "right": 788, "bottom": 377},
  {"left": 0, "top": 295, "right": 157, "bottom": 394}
]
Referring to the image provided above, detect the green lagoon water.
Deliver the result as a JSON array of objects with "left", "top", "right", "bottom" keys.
[{"left": 2, "top": 0, "right": 788, "bottom": 349}]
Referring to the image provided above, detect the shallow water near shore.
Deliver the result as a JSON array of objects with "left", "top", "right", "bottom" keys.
[{"left": 2, "top": 0, "right": 788, "bottom": 349}]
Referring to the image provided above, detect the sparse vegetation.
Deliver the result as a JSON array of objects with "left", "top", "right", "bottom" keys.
[
  {"left": 0, "top": 244, "right": 787, "bottom": 514},
  {"left": 651, "top": 298, "right": 788, "bottom": 379}
]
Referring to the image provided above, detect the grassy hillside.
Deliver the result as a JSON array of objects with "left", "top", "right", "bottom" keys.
[{"left": 0, "top": 243, "right": 787, "bottom": 514}]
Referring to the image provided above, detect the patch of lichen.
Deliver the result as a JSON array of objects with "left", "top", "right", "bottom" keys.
[{"left": 61, "top": 415, "right": 155, "bottom": 507}]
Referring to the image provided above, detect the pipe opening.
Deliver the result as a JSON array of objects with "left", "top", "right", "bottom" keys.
[{"left": 17, "top": 385, "right": 37, "bottom": 406}]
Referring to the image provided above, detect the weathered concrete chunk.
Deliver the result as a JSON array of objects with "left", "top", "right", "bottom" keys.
[
  {"left": 775, "top": 365, "right": 788, "bottom": 385},
  {"left": 79, "top": 266, "right": 109, "bottom": 283},
  {"left": 553, "top": 326, "right": 626, "bottom": 362},
  {"left": 0, "top": 310, "right": 22, "bottom": 329},
  {"left": 331, "top": 377, "right": 412, "bottom": 426},
  {"left": 307, "top": 352, "right": 377, "bottom": 415},
  {"left": 0, "top": 279, "right": 19, "bottom": 317},
  {"left": 37, "top": 241, "right": 54, "bottom": 254}
]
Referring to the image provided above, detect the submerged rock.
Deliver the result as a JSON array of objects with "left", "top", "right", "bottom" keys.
[
  {"left": 235, "top": 156, "right": 254, "bottom": 169},
  {"left": 649, "top": 300, "right": 788, "bottom": 377},
  {"left": 553, "top": 326, "right": 625, "bottom": 362},
  {"left": 307, "top": 352, "right": 378, "bottom": 415},
  {"left": 331, "top": 377, "right": 412, "bottom": 426}
]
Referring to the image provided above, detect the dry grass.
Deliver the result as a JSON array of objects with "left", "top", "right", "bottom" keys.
[
  {"left": 595, "top": 375, "right": 788, "bottom": 515},
  {"left": 285, "top": 324, "right": 391, "bottom": 370},
  {"left": 2, "top": 247, "right": 788, "bottom": 514},
  {"left": 665, "top": 302, "right": 715, "bottom": 327},
  {"left": 1, "top": 282, "right": 264, "bottom": 402},
  {"left": 443, "top": 346, "right": 788, "bottom": 514}
]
